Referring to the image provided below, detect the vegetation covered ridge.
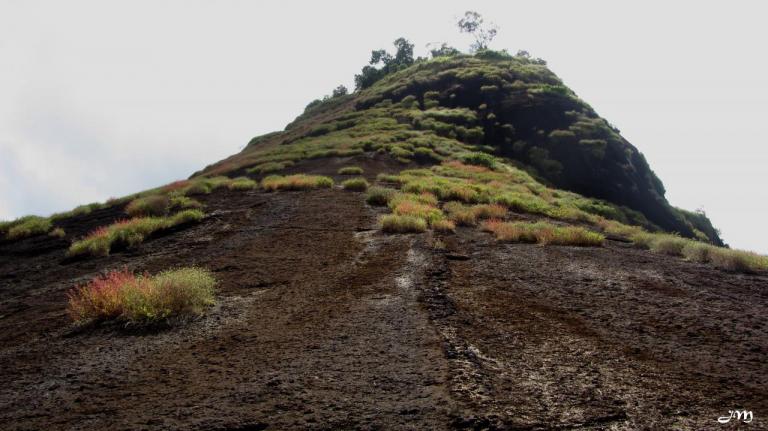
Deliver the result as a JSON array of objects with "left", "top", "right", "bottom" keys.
[{"left": 195, "top": 40, "right": 721, "bottom": 245}]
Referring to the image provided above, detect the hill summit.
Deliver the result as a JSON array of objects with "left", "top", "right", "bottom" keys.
[{"left": 200, "top": 52, "right": 723, "bottom": 245}]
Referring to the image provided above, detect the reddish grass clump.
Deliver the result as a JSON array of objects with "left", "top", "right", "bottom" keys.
[{"left": 68, "top": 267, "right": 217, "bottom": 324}]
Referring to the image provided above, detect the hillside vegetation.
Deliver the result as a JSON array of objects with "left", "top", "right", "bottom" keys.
[{"left": 197, "top": 51, "right": 722, "bottom": 247}]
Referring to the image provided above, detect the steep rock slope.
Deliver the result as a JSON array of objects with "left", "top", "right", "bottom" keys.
[
  {"left": 2, "top": 51, "right": 765, "bottom": 430},
  {"left": 0, "top": 159, "right": 766, "bottom": 430}
]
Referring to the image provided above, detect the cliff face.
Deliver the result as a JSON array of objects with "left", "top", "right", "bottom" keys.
[{"left": 200, "top": 54, "right": 722, "bottom": 244}]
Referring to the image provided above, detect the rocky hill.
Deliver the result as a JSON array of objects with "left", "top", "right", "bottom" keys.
[
  {"left": 1, "top": 51, "right": 766, "bottom": 430},
  {"left": 199, "top": 53, "right": 723, "bottom": 245}
]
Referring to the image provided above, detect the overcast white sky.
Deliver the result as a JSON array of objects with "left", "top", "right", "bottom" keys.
[{"left": 1, "top": 1, "right": 766, "bottom": 253}]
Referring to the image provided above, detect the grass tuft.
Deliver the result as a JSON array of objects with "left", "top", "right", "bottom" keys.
[
  {"left": 648, "top": 234, "right": 688, "bottom": 256},
  {"left": 68, "top": 210, "right": 205, "bottom": 257},
  {"left": 341, "top": 177, "right": 369, "bottom": 191},
  {"left": 682, "top": 242, "right": 712, "bottom": 263},
  {"left": 227, "top": 177, "right": 258, "bottom": 191},
  {"left": 481, "top": 220, "right": 604, "bottom": 247},
  {"left": 170, "top": 196, "right": 204, "bottom": 210},
  {"left": 262, "top": 174, "right": 334, "bottom": 191},
  {"left": 432, "top": 219, "right": 456, "bottom": 233},
  {"left": 444, "top": 202, "right": 478, "bottom": 226},
  {"left": 380, "top": 214, "right": 427, "bottom": 234},
  {"left": 67, "top": 267, "right": 216, "bottom": 324},
  {"left": 338, "top": 166, "right": 364, "bottom": 175},
  {"left": 5, "top": 216, "right": 52, "bottom": 240},
  {"left": 365, "top": 186, "right": 397, "bottom": 206},
  {"left": 125, "top": 195, "right": 170, "bottom": 217}
]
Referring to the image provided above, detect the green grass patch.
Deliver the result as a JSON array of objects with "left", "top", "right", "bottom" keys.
[
  {"left": 338, "top": 166, "right": 364, "bottom": 175},
  {"left": 380, "top": 214, "right": 427, "bottom": 234},
  {"left": 365, "top": 186, "right": 397, "bottom": 206},
  {"left": 125, "top": 195, "right": 170, "bottom": 217},
  {"left": 4, "top": 216, "right": 53, "bottom": 240},
  {"left": 246, "top": 161, "right": 294, "bottom": 174},
  {"left": 68, "top": 209, "right": 204, "bottom": 257},
  {"left": 341, "top": 177, "right": 369, "bottom": 191},
  {"left": 170, "top": 196, "right": 203, "bottom": 210}
]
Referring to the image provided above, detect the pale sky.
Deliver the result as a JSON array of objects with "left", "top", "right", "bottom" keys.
[{"left": 1, "top": 1, "right": 766, "bottom": 253}]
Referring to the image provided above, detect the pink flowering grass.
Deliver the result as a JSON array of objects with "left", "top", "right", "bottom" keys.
[{"left": 68, "top": 267, "right": 216, "bottom": 324}]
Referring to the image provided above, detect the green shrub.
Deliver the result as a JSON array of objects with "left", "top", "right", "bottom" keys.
[
  {"left": 365, "top": 187, "right": 397, "bottom": 206},
  {"left": 338, "top": 166, "right": 364, "bottom": 175},
  {"left": 342, "top": 178, "right": 369, "bottom": 191},
  {"left": 67, "top": 267, "right": 216, "bottom": 324},
  {"left": 125, "top": 195, "right": 170, "bottom": 217},
  {"left": 380, "top": 214, "right": 427, "bottom": 234}
]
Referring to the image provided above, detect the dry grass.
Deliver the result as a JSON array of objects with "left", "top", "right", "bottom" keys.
[
  {"left": 389, "top": 192, "right": 439, "bottom": 208},
  {"left": 432, "top": 219, "right": 456, "bottom": 233},
  {"left": 631, "top": 229, "right": 768, "bottom": 273},
  {"left": 708, "top": 248, "right": 766, "bottom": 272},
  {"left": 391, "top": 201, "right": 444, "bottom": 225},
  {"left": 681, "top": 242, "right": 712, "bottom": 263},
  {"left": 261, "top": 174, "right": 334, "bottom": 191},
  {"left": 67, "top": 267, "right": 216, "bottom": 324},
  {"left": 481, "top": 220, "right": 604, "bottom": 246},
  {"left": 471, "top": 204, "right": 508, "bottom": 220},
  {"left": 648, "top": 235, "right": 688, "bottom": 256},
  {"left": 380, "top": 214, "right": 427, "bottom": 233},
  {"left": 341, "top": 177, "right": 369, "bottom": 191}
]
